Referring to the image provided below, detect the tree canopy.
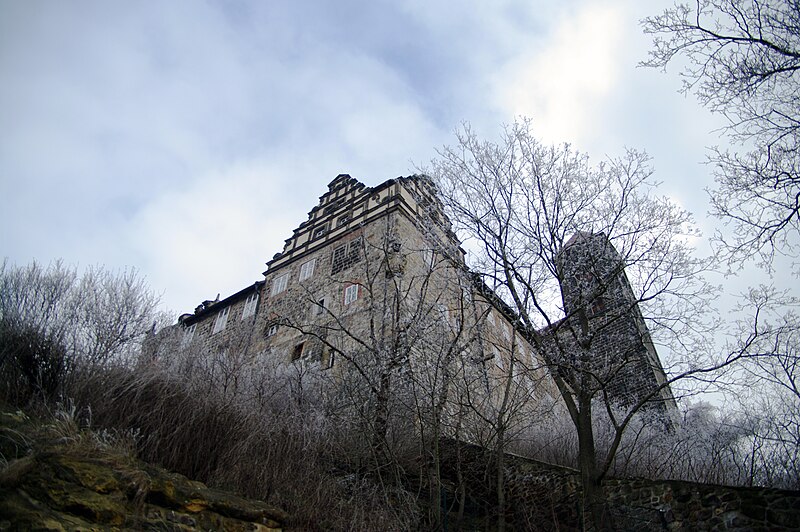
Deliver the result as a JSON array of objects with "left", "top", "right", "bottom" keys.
[{"left": 643, "top": 0, "right": 800, "bottom": 270}]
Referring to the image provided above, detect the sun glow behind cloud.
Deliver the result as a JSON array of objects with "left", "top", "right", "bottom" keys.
[
  {"left": 1, "top": 0, "right": 737, "bottom": 317},
  {"left": 493, "top": 3, "right": 626, "bottom": 146}
]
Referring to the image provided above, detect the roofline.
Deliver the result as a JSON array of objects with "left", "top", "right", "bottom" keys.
[{"left": 178, "top": 280, "right": 265, "bottom": 325}]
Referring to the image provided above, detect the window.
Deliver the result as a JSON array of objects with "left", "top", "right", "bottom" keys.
[
  {"left": 332, "top": 237, "right": 363, "bottom": 274},
  {"left": 494, "top": 347, "right": 504, "bottom": 370},
  {"left": 589, "top": 298, "right": 608, "bottom": 317},
  {"left": 423, "top": 249, "right": 435, "bottom": 270},
  {"left": 313, "top": 224, "right": 329, "bottom": 239},
  {"left": 242, "top": 293, "right": 259, "bottom": 319},
  {"left": 322, "top": 348, "right": 335, "bottom": 369},
  {"left": 266, "top": 322, "right": 279, "bottom": 337},
  {"left": 292, "top": 342, "right": 305, "bottom": 361},
  {"left": 212, "top": 307, "right": 230, "bottom": 335},
  {"left": 437, "top": 304, "right": 449, "bottom": 324},
  {"left": 324, "top": 198, "right": 344, "bottom": 215},
  {"left": 271, "top": 273, "right": 289, "bottom": 295},
  {"left": 299, "top": 259, "right": 316, "bottom": 281},
  {"left": 344, "top": 284, "right": 359, "bottom": 305},
  {"left": 337, "top": 213, "right": 350, "bottom": 226},
  {"left": 181, "top": 324, "right": 196, "bottom": 348},
  {"left": 461, "top": 285, "right": 472, "bottom": 303},
  {"left": 315, "top": 297, "right": 327, "bottom": 316}
]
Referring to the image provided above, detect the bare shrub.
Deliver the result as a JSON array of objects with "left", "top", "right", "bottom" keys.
[
  {"left": 68, "top": 348, "right": 422, "bottom": 529},
  {"left": 0, "top": 260, "right": 159, "bottom": 406}
]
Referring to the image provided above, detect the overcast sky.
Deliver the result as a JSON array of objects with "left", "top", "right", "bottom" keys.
[{"left": 1, "top": 0, "right": 730, "bottom": 317}]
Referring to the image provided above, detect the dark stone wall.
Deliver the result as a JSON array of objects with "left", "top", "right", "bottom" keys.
[
  {"left": 440, "top": 440, "right": 800, "bottom": 531},
  {"left": 551, "top": 232, "right": 676, "bottom": 413}
]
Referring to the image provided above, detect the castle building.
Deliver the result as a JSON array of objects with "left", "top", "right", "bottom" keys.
[{"left": 175, "top": 174, "right": 674, "bottom": 413}]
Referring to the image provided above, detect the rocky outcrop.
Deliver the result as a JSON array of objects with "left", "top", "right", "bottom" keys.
[{"left": 0, "top": 410, "right": 288, "bottom": 531}]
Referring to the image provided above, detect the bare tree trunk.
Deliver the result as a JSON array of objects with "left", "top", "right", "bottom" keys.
[
  {"left": 496, "top": 423, "right": 506, "bottom": 532},
  {"left": 429, "top": 437, "right": 442, "bottom": 530},
  {"left": 372, "top": 370, "right": 393, "bottom": 482},
  {"left": 577, "top": 396, "right": 609, "bottom": 531}
]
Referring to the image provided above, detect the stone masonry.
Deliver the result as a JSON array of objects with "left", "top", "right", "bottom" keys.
[{"left": 173, "top": 174, "right": 674, "bottom": 417}]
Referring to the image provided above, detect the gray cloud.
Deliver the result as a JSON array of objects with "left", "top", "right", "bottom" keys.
[{"left": 1, "top": 0, "right": 744, "bottom": 317}]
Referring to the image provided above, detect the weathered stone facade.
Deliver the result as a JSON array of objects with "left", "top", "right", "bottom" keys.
[{"left": 173, "top": 174, "right": 672, "bottom": 417}]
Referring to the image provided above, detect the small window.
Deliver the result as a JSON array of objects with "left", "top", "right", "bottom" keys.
[
  {"left": 494, "top": 347, "right": 504, "bottom": 370},
  {"left": 242, "top": 293, "right": 259, "bottom": 319},
  {"left": 299, "top": 259, "right": 316, "bottom": 281},
  {"left": 315, "top": 297, "right": 327, "bottom": 316},
  {"left": 181, "top": 324, "right": 196, "bottom": 348},
  {"left": 423, "top": 249, "right": 435, "bottom": 269},
  {"left": 589, "top": 298, "right": 607, "bottom": 317},
  {"left": 212, "top": 307, "right": 230, "bottom": 335},
  {"left": 292, "top": 342, "right": 305, "bottom": 361},
  {"left": 437, "top": 304, "right": 449, "bottom": 324},
  {"left": 313, "top": 225, "right": 329, "bottom": 239},
  {"left": 271, "top": 273, "right": 289, "bottom": 296},
  {"left": 461, "top": 286, "right": 472, "bottom": 303},
  {"left": 324, "top": 199, "right": 344, "bottom": 215},
  {"left": 338, "top": 213, "right": 351, "bottom": 227},
  {"left": 322, "top": 348, "right": 335, "bottom": 369},
  {"left": 344, "top": 284, "right": 359, "bottom": 305},
  {"left": 266, "top": 323, "right": 279, "bottom": 337}
]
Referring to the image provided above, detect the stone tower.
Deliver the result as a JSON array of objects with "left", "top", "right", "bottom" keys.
[{"left": 556, "top": 232, "right": 677, "bottom": 413}]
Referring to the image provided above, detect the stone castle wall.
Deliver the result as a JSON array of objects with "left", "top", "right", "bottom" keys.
[
  {"left": 441, "top": 440, "right": 800, "bottom": 531},
  {"left": 172, "top": 175, "right": 673, "bottom": 419}
]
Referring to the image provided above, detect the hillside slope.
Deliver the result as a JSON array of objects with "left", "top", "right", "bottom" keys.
[{"left": 0, "top": 409, "right": 288, "bottom": 531}]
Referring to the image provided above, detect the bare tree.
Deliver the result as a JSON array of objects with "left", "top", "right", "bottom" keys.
[
  {"left": 0, "top": 260, "right": 159, "bottom": 403},
  {"left": 642, "top": 0, "right": 800, "bottom": 269},
  {"left": 643, "top": 1, "right": 800, "bottom": 491},
  {"left": 427, "top": 119, "right": 725, "bottom": 529},
  {"left": 269, "top": 216, "right": 471, "bottom": 521},
  {"left": 723, "top": 285, "right": 800, "bottom": 487},
  {"left": 270, "top": 209, "right": 545, "bottom": 529}
]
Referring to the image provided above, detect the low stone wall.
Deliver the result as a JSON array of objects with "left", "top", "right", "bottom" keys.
[
  {"left": 604, "top": 478, "right": 800, "bottom": 531},
  {"left": 440, "top": 439, "right": 800, "bottom": 531}
]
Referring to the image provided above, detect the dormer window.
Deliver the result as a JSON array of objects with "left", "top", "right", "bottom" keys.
[
  {"left": 212, "top": 307, "right": 230, "bottom": 334},
  {"left": 241, "top": 293, "right": 259, "bottom": 319},
  {"left": 181, "top": 324, "right": 196, "bottom": 348}
]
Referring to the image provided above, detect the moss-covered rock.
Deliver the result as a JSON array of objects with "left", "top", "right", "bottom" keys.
[{"left": 0, "top": 409, "right": 287, "bottom": 531}]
